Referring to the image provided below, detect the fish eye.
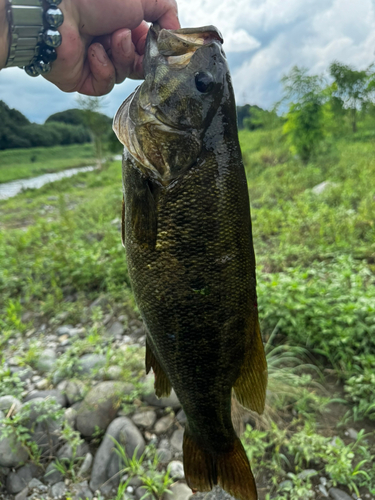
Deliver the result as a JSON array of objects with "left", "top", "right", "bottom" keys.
[{"left": 195, "top": 72, "right": 214, "bottom": 93}]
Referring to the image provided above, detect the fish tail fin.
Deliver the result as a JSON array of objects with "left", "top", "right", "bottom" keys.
[{"left": 183, "top": 428, "right": 257, "bottom": 500}]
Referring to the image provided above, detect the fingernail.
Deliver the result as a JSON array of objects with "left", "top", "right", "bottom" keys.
[
  {"left": 94, "top": 44, "right": 108, "bottom": 65},
  {"left": 121, "top": 30, "right": 132, "bottom": 53}
]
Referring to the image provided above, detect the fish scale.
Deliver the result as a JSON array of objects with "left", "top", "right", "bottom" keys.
[{"left": 114, "top": 23, "right": 267, "bottom": 500}]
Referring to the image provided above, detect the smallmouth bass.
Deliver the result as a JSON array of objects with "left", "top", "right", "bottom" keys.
[{"left": 113, "top": 24, "right": 267, "bottom": 500}]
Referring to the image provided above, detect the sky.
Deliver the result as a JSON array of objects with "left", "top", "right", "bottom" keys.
[{"left": 1, "top": 0, "right": 375, "bottom": 123}]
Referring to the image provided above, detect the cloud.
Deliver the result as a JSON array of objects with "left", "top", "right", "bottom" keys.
[{"left": 1, "top": 0, "right": 375, "bottom": 121}]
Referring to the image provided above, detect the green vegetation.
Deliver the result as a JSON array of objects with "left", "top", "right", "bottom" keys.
[
  {"left": 0, "top": 101, "right": 91, "bottom": 150},
  {"left": 0, "top": 60, "right": 375, "bottom": 499},
  {"left": 0, "top": 143, "right": 96, "bottom": 183}
]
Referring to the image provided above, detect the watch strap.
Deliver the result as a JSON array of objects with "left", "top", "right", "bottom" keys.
[{"left": 5, "top": 0, "right": 44, "bottom": 68}]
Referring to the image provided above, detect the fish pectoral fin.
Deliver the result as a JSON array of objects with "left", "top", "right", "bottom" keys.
[
  {"left": 128, "top": 167, "right": 159, "bottom": 249},
  {"left": 183, "top": 428, "right": 257, "bottom": 500},
  {"left": 233, "top": 317, "right": 268, "bottom": 415},
  {"left": 146, "top": 339, "right": 172, "bottom": 398}
]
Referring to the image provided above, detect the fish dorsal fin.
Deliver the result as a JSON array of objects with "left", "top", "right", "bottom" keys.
[
  {"left": 233, "top": 316, "right": 268, "bottom": 415},
  {"left": 146, "top": 338, "right": 172, "bottom": 398}
]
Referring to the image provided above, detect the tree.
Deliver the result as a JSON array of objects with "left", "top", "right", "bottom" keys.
[
  {"left": 329, "top": 61, "right": 375, "bottom": 133},
  {"left": 76, "top": 96, "right": 112, "bottom": 166},
  {"left": 281, "top": 66, "right": 327, "bottom": 163}
]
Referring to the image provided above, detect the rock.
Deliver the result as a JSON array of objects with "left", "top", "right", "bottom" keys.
[
  {"left": 64, "top": 407, "right": 77, "bottom": 428},
  {"left": 176, "top": 409, "right": 187, "bottom": 425},
  {"left": 142, "top": 374, "right": 180, "bottom": 409},
  {"left": 90, "top": 296, "right": 109, "bottom": 310},
  {"left": 89, "top": 417, "right": 145, "bottom": 494},
  {"left": 35, "top": 378, "right": 49, "bottom": 390},
  {"left": 346, "top": 428, "right": 358, "bottom": 440},
  {"left": 0, "top": 410, "right": 4, "bottom": 420},
  {"left": 14, "top": 486, "right": 28, "bottom": 500},
  {"left": 167, "top": 460, "right": 184, "bottom": 480},
  {"left": 10, "top": 366, "right": 33, "bottom": 382},
  {"left": 171, "top": 429, "right": 184, "bottom": 451},
  {"left": 76, "top": 381, "right": 134, "bottom": 437},
  {"left": 156, "top": 448, "right": 172, "bottom": 464},
  {"left": 132, "top": 410, "right": 157, "bottom": 429},
  {"left": 0, "top": 395, "right": 22, "bottom": 415},
  {"left": 319, "top": 484, "right": 329, "bottom": 497},
  {"left": 51, "top": 481, "right": 67, "bottom": 499},
  {"left": 22, "top": 398, "right": 63, "bottom": 457},
  {"left": 36, "top": 349, "right": 56, "bottom": 373},
  {"left": 24, "top": 389, "right": 67, "bottom": 408},
  {"left": 297, "top": 469, "right": 317, "bottom": 479},
  {"left": 57, "top": 441, "right": 90, "bottom": 461},
  {"left": 143, "top": 390, "right": 180, "bottom": 410},
  {"left": 56, "top": 325, "right": 74, "bottom": 336},
  {"left": 279, "top": 480, "right": 293, "bottom": 490},
  {"left": 0, "top": 427, "right": 28, "bottom": 467},
  {"left": 78, "top": 452, "right": 93, "bottom": 477},
  {"left": 329, "top": 488, "right": 353, "bottom": 500},
  {"left": 65, "top": 380, "right": 87, "bottom": 405},
  {"left": 135, "top": 486, "right": 148, "bottom": 500},
  {"left": 44, "top": 462, "right": 64, "bottom": 485},
  {"left": 154, "top": 415, "right": 174, "bottom": 434},
  {"left": 73, "top": 480, "right": 93, "bottom": 500},
  {"left": 76, "top": 354, "right": 106, "bottom": 376},
  {"left": 164, "top": 482, "right": 192, "bottom": 500},
  {"left": 105, "top": 365, "right": 123, "bottom": 380},
  {"left": 6, "top": 464, "right": 41, "bottom": 494},
  {"left": 312, "top": 181, "right": 337, "bottom": 195},
  {"left": 191, "top": 486, "right": 236, "bottom": 500},
  {"left": 28, "top": 478, "right": 47, "bottom": 491},
  {"left": 107, "top": 321, "right": 124, "bottom": 337}
]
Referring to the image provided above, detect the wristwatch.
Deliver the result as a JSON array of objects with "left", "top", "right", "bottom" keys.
[
  {"left": 5, "top": 0, "right": 63, "bottom": 75},
  {"left": 5, "top": 0, "right": 44, "bottom": 68}
]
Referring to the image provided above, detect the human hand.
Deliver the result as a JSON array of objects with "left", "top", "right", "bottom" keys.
[
  {"left": 0, "top": 0, "right": 179, "bottom": 95},
  {"left": 0, "top": 0, "right": 9, "bottom": 69}
]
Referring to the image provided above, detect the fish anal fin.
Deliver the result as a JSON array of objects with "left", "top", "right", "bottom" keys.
[
  {"left": 146, "top": 339, "right": 172, "bottom": 398},
  {"left": 183, "top": 428, "right": 258, "bottom": 500},
  {"left": 233, "top": 317, "right": 268, "bottom": 415}
]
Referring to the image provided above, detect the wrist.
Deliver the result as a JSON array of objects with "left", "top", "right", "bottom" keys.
[{"left": 0, "top": 0, "right": 10, "bottom": 69}]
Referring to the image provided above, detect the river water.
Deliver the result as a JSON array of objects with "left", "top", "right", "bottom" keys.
[{"left": 0, "top": 165, "right": 96, "bottom": 200}]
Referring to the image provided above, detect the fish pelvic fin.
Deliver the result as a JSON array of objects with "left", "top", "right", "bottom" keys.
[
  {"left": 145, "top": 339, "right": 172, "bottom": 398},
  {"left": 183, "top": 428, "right": 258, "bottom": 500},
  {"left": 233, "top": 316, "right": 268, "bottom": 414}
]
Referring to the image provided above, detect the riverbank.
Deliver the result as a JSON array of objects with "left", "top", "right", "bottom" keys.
[
  {"left": 0, "top": 127, "right": 375, "bottom": 500},
  {"left": 0, "top": 144, "right": 96, "bottom": 184}
]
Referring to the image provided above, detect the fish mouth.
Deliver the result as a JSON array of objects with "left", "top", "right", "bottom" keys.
[{"left": 145, "top": 24, "right": 224, "bottom": 70}]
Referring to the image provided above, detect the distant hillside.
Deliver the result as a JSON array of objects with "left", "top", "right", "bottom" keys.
[
  {"left": 46, "top": 108, "right": 112, "bottom": 128},
  {"left": 0, "top": 101, "right": 91, "bottom": 150},
  {"left": 237, "top": 104, "right": 282, "bottom": 130}
]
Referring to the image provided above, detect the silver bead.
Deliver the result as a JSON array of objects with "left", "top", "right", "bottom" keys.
[
  {"left": 35, "top": 59, "right": 52, "bottom": 74},
  {"left": 43, "top": 29, "right": 62, "bottom": 48},
  {"left": 45, "top": 7, "right": 64, "bottom": 28},
  {"left": 24, "top": 63, "right": 40, "bottom": 77}
]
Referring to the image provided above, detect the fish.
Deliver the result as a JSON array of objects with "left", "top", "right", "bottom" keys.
[{"left": 113, "top": 23, "right": 267, "bottom": 500}]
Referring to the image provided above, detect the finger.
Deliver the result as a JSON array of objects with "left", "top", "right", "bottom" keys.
[
  {"left": 145, "top": 1, "right": 180, "bottom": 30},
  {"left": 110, "top": 28, "right": 142, "bottom": 83},
  {"left": 131, "top": 21, "right": 148, "bottom": 55},
  {"left": 77, "top": 0, "right": 180, "bottom": 35},
  {"left": 78, "top": 43, "right": 116, "bottom": 96}
]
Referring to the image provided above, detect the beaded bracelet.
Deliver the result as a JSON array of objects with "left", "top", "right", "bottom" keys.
[{"left": 5, "top": 0, "right": 64, "bottom": 76}]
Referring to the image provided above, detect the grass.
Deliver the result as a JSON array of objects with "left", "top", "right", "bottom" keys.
[
  {"left": 0, "top": 143, "right": 96, "bottom": 183},
  {"left": 0, "top": 121, "right": 375, "bottom": 499}
]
